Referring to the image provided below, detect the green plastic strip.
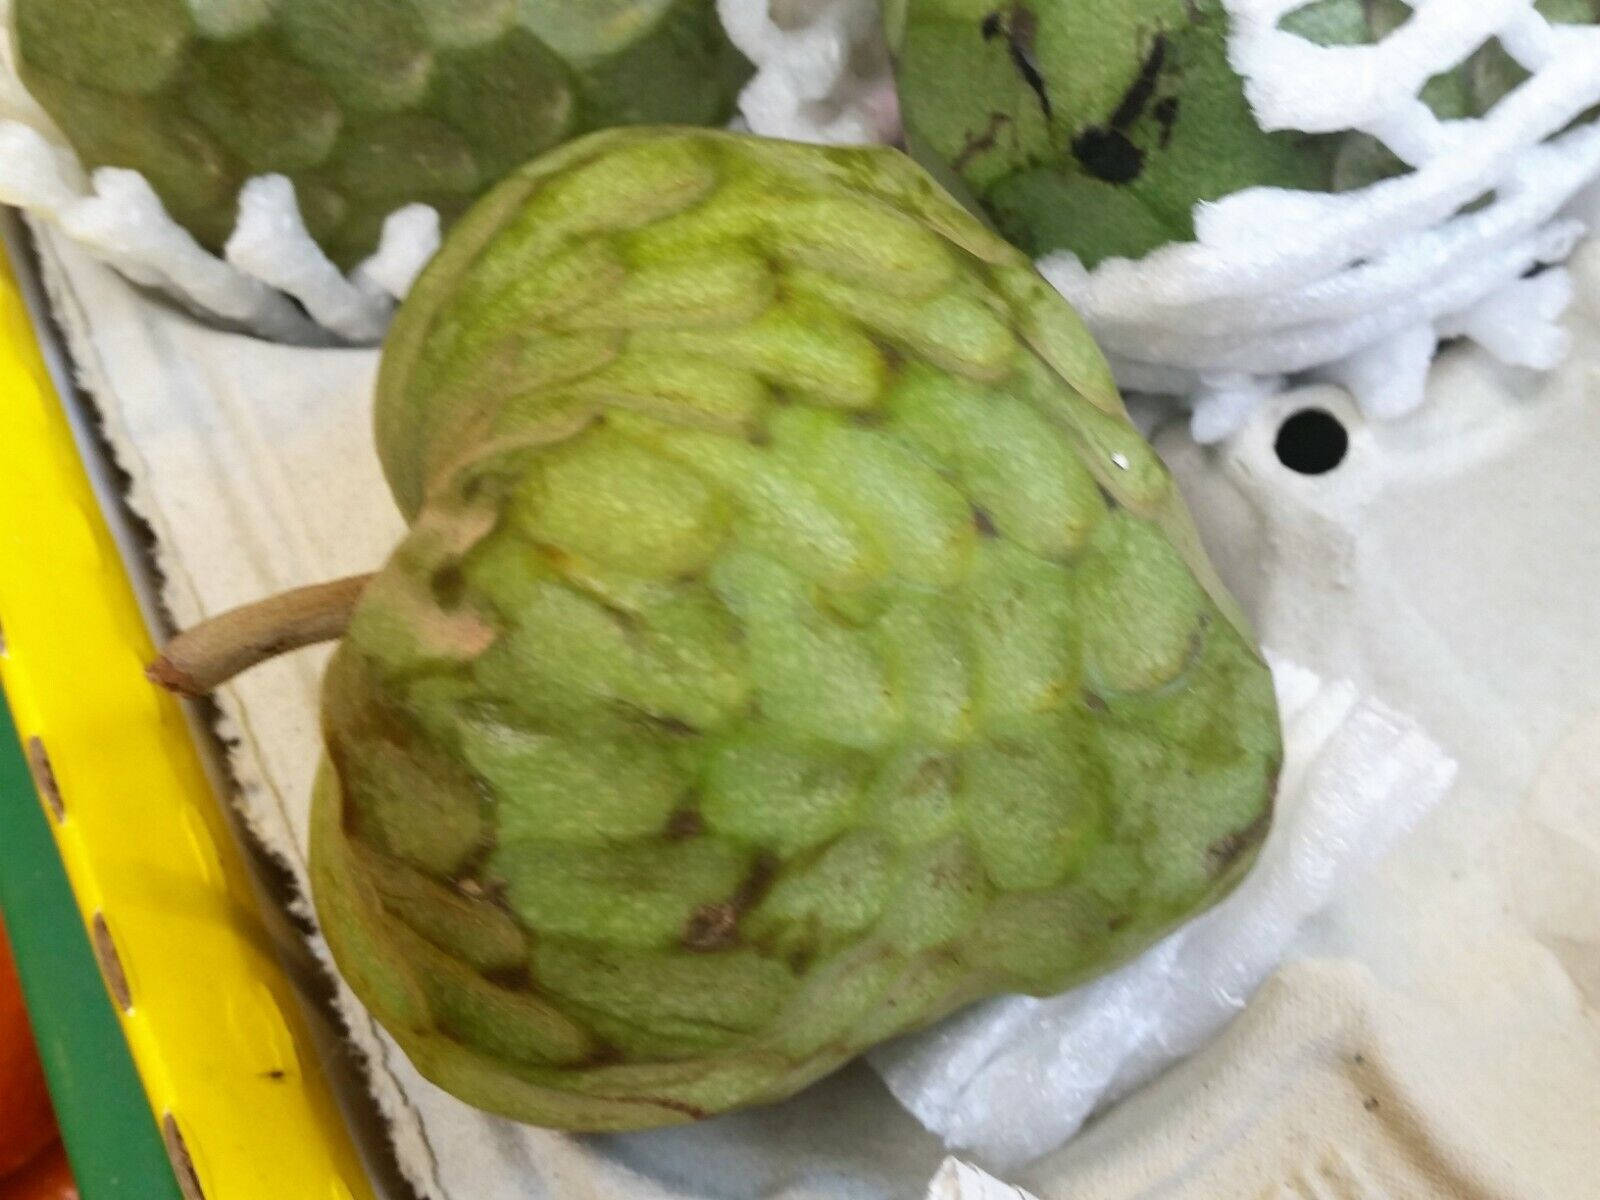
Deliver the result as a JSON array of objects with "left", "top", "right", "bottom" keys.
[{"left": 0, "top": 693, "right": 183, "bottom": 1200}]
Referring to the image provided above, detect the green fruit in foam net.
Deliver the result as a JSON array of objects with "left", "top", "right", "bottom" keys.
[
  {"left": 888, "top": 0, "right": 1598, "bottom": 268},
  {"left": 11, "top": 0, "right": 752, "bottom": 269},
  {"left": 888, "top": 0, "right": 1342, "bottom": 269},
  {"left": 300, "top": 127, "right": 1283, "bottom": 1130}
]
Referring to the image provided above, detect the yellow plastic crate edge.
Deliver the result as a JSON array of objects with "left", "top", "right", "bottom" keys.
[{"left": 0, "top": 237, "right": 376, "bottom": 1200}]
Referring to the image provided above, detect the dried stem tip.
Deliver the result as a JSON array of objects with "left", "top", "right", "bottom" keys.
[{"left": 147, "top": 573, "right": 374, "bottom": 697}]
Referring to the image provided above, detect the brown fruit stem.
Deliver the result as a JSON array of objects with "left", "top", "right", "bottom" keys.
[{"left": 147, "top": 573, "right": 375, "bottom": 697}]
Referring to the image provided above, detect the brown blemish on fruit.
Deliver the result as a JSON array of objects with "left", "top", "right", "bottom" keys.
[
  {"left": 971, "top": 506, "right": 998, "bottom": 537},
  {"left": 683, "top": 902, "right": 739, "bottom": 950},
  {"left": 482, "top": 963, "right": 534, "bottom": 991},
  {"left": 430, "top": 561, "right": 466, "bottom": 608},
  {"left": 1072, "top": 127, "right": 1144, "bottom": 184},
  {"left": 981, "top": 4, "right": 1051, "bottom": 120},
  {"left": 663, "top": 807, "right": 706, "bottom": 840},
  {"left": 1205, "top": 808, "right": 1271, "bottom": 876},
  {"left": 1154, "top": 96, "right": 1180, "bottom": 147},
  {"left": 683, "top": 854, "right": 779, "bottom": 949},
  {"left": 1111, "top": 34, "right": 1167, "bottom": 131},
  {"left": 954, "top": 111, "right": 1014, "bottom": 172}
]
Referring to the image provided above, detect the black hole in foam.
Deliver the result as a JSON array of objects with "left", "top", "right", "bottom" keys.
[{"left": 1275, "top": 408, "right": 1348, "bottom": 475}]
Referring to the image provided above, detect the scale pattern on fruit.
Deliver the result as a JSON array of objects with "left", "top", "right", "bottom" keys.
[
  {"left": 11, "top": 0, "right": 752, "bottom": 267},
  {"left": 311, "top": 128, "right": 1282, "bottom": 1129}
]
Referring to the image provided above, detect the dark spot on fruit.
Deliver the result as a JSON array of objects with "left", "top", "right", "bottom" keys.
[
  {"left": 1205, "top": 809, "right": 1271, "bottom": 876},
  {"left": 1154, "top": 96, "right": 1180, "bottom": 147},
  {"left": 261, "top": 1069, "right": 287, "bottom": 1081},
  {"left": 955, "top": 111, "right": 1014, "bottom": 171},
  {"left": 640, "top": 1096, "right": 710, "bottom": 1120},
  {"left": 982, "top": 4, "right": 1052, "bottom": 120},
  {"left": 683, "top": 902, "right": 740, "bottom": 950},
  {"left": 430, "top": 561, "right": 465, "bottom": 608},
  {"left": 663, "top": 807, "right": 705, "bottom": 840},
  {"left": 636, "top": 710, "right": 699, "bottom": 738},
  {"left": 733, "top": 853, "right": 779, "bottom": 913},
  {"left": 971, "top": 506, "right": 998, "bottom": 536},
  {"left": 909, "top": 755, "right": 955, "bottom": 796},
  {"left": 1354, "top": 1052, "right": 1366, "bottom": 1065},
  {"left": 1181, "top": 614, "right": 1211, "bottom": 673},
  {"left": 787, "top": 945, "right": 817, "bottom": 975},
  {"left": 851, "top": 409, "right": 885, "bottom": 427},
  {"left": 482, "top": 963, "right": 533, "bottom": 991},
  {"left": 1072, "top": 127, "right": 1144, "bottom": 183},
  {"left": 1107, "top": 912, "right": 1132, "bottom": 931},
  {"left": 1364, "top": 1096, "right": 1380, "bottom": 1112},
  {"left": 1111, "top": 34, "right": 1167, "bottom": 130},
  {"left": 748, "top": 425, "right": 773, "bottom": 446},
  {"left": 1081, "top": 690, "right": 1108, "bottom": 713}
]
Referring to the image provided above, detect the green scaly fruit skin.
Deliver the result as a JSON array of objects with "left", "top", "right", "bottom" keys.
[
  {"left": 889, "top": 0, "right": 1343, "bottom": 268},
  {"left": 314, "top": 127, "right": 1283, "bottom": 1131},
  {"left": 11, "top": 0, "right": 752, "bottom": 269},
  {"left": 891, "top": 0, "right": 1599, "bottom": 266}
]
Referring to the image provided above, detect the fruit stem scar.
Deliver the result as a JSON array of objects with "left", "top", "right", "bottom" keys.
[{"left": 147, "top": 573, "right": 375, "bottom": 696}]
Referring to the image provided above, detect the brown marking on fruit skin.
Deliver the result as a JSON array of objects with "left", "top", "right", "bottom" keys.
[
  {"left": 683, "top": 902, "right": 740, "bottom": 949},
  {"left": 910, "top": 755, "right": 955, "bottom": 796},
  {"left": 1111, "top": 34, "right": 1168, "bottom": 131},
  {"left": 634, "top": 1096, "right": 710, "bottom": 1121},
  {"left": 954, "top": 111, "right": 1014, "bottom": 172},
  {"left": 431, "top": 561, "right": 466, "bottom": 608},
  {"left": 1071, "top": 32, "right": 1176, "bottom": 185},
  {"left": 1154, "top": 96, "right": 1181, "bottom": 147},
  {"left": 982, "top": 5, "right": 1052, "bottom": 121},
  {"left": 1081, "top": 690, "right": 1108, "bottom": 713},
  {"left": 1205, "top": 808, "right": 1272, "bottom": 876},
  {"left": 682, "top": 853, "right": 779, "bottom": 950},
  {"left": 663, "top": 807, "right": 706, "bottom": 840},
  {"left": 1072, "top": 126, "right": 1145, "bottom": 184},
  {"left": 654, "top": 716, "right": 700, "bottom": 737},
  {"left": 971, "top": 506, "right": 999, "bottom": 537},
  {"left": 482, "top": 963, "right": 534, "bottom": 991}
]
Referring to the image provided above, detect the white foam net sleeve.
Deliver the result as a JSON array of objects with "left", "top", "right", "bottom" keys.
[
  {"left": 717, "top": 0, "right": 902, "bottom": 146},
  {"left": 0, "top": 0, "right": 435, "bottom": 346},
  {"left": 1043, "top": 0, "right": 1600, "bottom": 440}
]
